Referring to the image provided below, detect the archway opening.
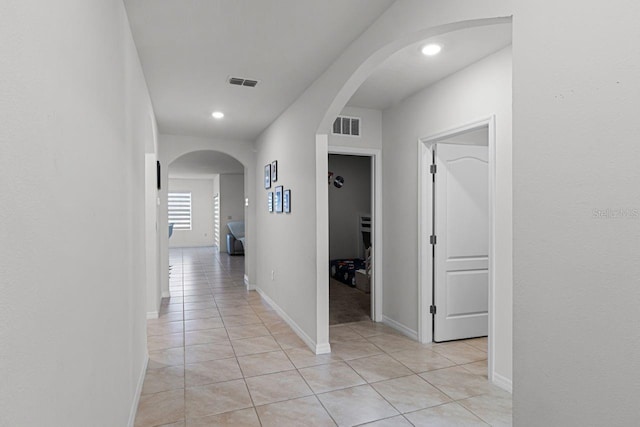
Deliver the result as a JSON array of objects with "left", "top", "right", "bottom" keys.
[
  {"left": 315, "top": 18, "right": 512, "bottom": 392},
  {"left": 159, "top": 149, "right": 251, "bottom": 301},
  {"left": 168, "top": 150, "right": 244, "bottom": 253}
]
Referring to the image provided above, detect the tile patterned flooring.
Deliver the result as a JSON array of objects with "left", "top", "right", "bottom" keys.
[{"left": 135, "top": 247, "right": 512, "bottom": 426}]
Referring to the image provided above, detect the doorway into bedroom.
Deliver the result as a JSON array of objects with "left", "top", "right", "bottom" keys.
[{"left": 328, "top": 153, "right": 373, "bottom": 325}]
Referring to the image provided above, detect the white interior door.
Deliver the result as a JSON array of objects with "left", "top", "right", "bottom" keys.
[{"left": 433, "top": 143, "right": 489, "bottom": 342}]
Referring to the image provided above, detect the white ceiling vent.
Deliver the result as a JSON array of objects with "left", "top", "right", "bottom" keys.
[
  {"left": 332, "top": 116, "right": 361, "bottom": 137},
  {"left": 228, "top": 76, "right": 259, "bottom": 87}
]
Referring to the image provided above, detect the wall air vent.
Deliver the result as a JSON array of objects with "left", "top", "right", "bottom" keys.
[
  {"left": 228, "top": 76, "right": 259, "bottom": 87},
  {"left": 332, "top": 116, "right": 361, "bottom": 137}
]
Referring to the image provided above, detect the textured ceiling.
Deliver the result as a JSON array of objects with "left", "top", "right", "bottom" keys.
[{"left": 124, "top": 0, "right": 395, "bottom": 141}]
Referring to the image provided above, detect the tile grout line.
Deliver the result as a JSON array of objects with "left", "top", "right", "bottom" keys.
[{"left": 143, "top": 248, "right": 501, "bottom": 426}]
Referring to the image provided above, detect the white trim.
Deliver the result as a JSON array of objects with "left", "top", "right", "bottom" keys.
[
  {"left": 382, "top": 315, "right": 418, "bottom": 340},
  {"left": 316, "top": 135, "right": 331, "bottom": 351},
  {"left": 417, "top": 116, "right": 497, "bottom": 384},
  {"left": 417, "top": 138, "right": 432, "bottom": 344},
  {"left": 244, "top": 274, "right": 256, "bottom": 291},
  {"left": 315, "top": 342, "right": 332, "bottom": 354},
  {"left": 127, "top": 354, "right": 149, "bottom": 427},
  {"left": 146, "top": 311, "right": 159, "bottom": 320},
  {"left": 328, "top": 145, "right": 383, "bottom": 323},
  {"left": 492, "top": 371, "right": 513, "bottom": 394},
  {"left": 256, "top": 287, "right": 331, "bottom": 355}
]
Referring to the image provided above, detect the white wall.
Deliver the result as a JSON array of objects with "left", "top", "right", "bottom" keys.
[
  {"left": 513, "top": 2, "right": 640, "bottom": 424},
  {"left": 168, "top": 178, "right": 214, "bottom": 248},
  {"left": 329, "top": 155, "right": 371, "bottom": 260},
  {"left": 254, "top": 1, "right": 512, "bottom": 353},
  {"left": 0, "top": 1, "right": 154, "bottom": 425},
  {"left": 145, "top": 154, "right": 161, "bottom": 317},
  {"left": 219, "top": 174, "right": 245, "bottom": 253},
  {"left": 256, "top": 122, "right": 321, "bottom": 343},
  {"left": 328, "top": 106, "right": 382, "bottom": 149},
  {"left": 382, "top": 46, "right": 512, "bottom": 384}
]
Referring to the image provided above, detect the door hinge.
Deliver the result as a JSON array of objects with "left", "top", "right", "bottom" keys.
[
  {"left": 430, "top": 305, "right": 437, "bottom": 314},
  {"left": 430, "top": 164, "right": 437, "bottom": 174},
  {"left": 430, "top": 235, "right": 437, "bottom": 245}
]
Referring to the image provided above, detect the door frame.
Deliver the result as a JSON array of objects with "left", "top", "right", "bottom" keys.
[
  {"left": 328, "top": 146, "right": 383, "bottom": 322},
  {"left": 417, "top": 116, "right": 496, "bottom": 381}
]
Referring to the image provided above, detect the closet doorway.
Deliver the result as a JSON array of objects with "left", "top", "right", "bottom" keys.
[{"left": 328, "top": 147, "right": 381, "bottom": 325}]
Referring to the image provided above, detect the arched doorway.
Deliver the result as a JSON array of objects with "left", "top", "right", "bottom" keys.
[
  {"left": 157, "top": 137, "right": 257, "bottom": 302},
  {"left": 167, "top": 150, "right": 243, "bottom": 253},
  {"left": 314, "top": 17, "right": 512, "bottom": 390}
]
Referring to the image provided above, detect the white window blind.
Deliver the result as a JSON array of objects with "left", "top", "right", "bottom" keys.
[
  {"left": 168, "top": 192, "right": 192, "bottom": 230},
  {"left": 213, "top": 194, "right": 220, "bottom": 247}
]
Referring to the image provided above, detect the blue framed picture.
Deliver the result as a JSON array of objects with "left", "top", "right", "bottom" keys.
[
  {"left": 283, "top": 189, "right": 291, "bottom": 213},
  {"left": 268, "top": 192, "right": 274, "bottom": 212},
  {"left": 274, "top": 186, "right": 283, "bottom": 213}
]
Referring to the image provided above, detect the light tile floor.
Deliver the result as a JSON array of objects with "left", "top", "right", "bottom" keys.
[{"left": 135, "top": 247, "right": 512, "bottom": 426}]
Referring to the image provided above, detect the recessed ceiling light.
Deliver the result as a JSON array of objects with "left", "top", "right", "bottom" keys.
[
  {"left": 211, "top": 111, "right": 224, "bottom": 119},
  {"left": 421, "top": 43, "right": 442, "bottom": 56}
]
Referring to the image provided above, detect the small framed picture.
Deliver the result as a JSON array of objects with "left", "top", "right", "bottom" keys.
[
  {"left": 283, "top": 189, "right": 291, "bottom": 213},
  {"left": 264, "top": 164, "right": 271, "bottom": 189},
  {"left": 271, "top": 160, "right": 278, "bottom": 182},
  {"left": 274, "top": 186, "right": 283, "bottom": 213},
  {"left": 268, "top": 192, "right": 274, "bottom": 212}
]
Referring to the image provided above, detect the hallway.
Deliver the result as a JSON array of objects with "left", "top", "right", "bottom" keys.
[{"left": 135, "top": 248, "right": 511, "bottom": 426}]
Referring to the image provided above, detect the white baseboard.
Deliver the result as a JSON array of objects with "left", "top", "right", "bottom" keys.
[
  {"left": 315, "top": 342, "right": 331, "bottom": 354},
  {"left": 128, "top": 354, "right": 148, "bottom": 427},
  {"left": 146, "top": 311, "right": 159, "bottom": 320},
  {"left": 255, "top": 287, "right": 330, "bottom": 355},
  {"left": 244, "top": 275, "right": 256, "bottom": 291},
  {"left": 382, "top": 315, "right": 418, "bottom": 340},
  {"left": 492, "top": 371, "right": 513, "bottom": 393}
]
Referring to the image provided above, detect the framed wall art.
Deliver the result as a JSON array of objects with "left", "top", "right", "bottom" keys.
[
  {"left": 274, "top": 185, "right": 283, "bottom": 213},
  {"left": 283, "top": 189, "right": 291, "bottom": 213},
  {"left": 271, "top": 160, "right": 278, "bottom": 182},
  {"left": 264, "top": 164, "right": 271, "bottom": 189},
  {"left": 268, "top": 192, "right": 274, "bottom": 212}
]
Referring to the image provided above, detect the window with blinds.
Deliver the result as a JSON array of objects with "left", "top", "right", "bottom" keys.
[
  {"left": 168, "top": 192, "right": 192, "bottom": 230},
  {"left": 213, "top": 194, "right": 220, "bottom": 247}
]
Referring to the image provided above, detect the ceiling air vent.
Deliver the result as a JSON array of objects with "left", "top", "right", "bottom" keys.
[
  {"left": 332, "top": 116, "right": 361, "bottom": 137},
  {"left": 228, "top": 76, "right": 259, "bottom": 87}
]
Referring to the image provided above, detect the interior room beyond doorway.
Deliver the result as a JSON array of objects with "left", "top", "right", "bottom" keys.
[{"left": 328, "top": 154, "right": 372, "bottom": 325}]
